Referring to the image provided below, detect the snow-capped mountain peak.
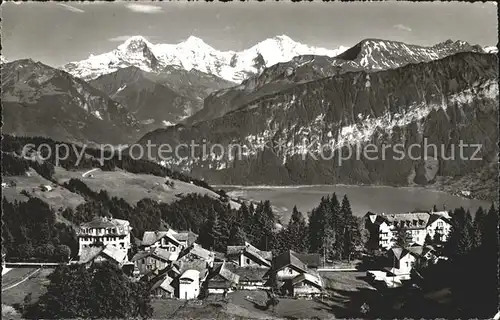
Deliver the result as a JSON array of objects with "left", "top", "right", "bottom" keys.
[
  {"left": 63, "top": 35, "right": 348, "bottom": 82},
  {"left": 484, "top": 45, "right": 498, "bottom": 54},
  {"left": 117, "top": 35, "right": 154, "bottom": 52}
]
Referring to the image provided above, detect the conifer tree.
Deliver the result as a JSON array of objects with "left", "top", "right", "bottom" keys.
[
  {"left": 472, "top": 206, "right": 485, "bottom": 248},
  {"left": 287, "top": 206, "right": 308, "bottom": 253},
  {"left": 394, "top": 224, "right": 410, "bottom": 248}
]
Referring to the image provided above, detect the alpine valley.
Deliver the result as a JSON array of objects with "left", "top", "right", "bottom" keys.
[{"left": 1, "top": 35, "right": 498, "bottom": 201}]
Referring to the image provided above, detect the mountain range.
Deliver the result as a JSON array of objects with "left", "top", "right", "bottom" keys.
[
  {"left": 134, "top": 51, "right": 499, "bottom": 201},
  {"left": 187, "top": 39, "right": 487, "bottom": 124},
  {"left": 62, "top": 35, "right": 349, "bottom": 83},
  {"left": 1, "top": 59, "right": 140, "bottom": 145}
]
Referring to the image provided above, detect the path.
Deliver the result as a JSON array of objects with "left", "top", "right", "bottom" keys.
[
  {"left": 82, "top": 168, "right": 100, "bottom": 178},
  {"left": 318, "top": 267, "right": 357, "bottom": 272},
  {"left": 2, "top": 268, "right": 41, "bottom": 292}
]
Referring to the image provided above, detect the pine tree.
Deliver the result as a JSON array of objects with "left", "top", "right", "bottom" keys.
[
  {"left": 460, "top": 210, "right": 474, "bottom": 253},
  {"left": 472, "top": 206, "right": 485, "bottom": 248},
  {"left": 394, "top": 224, "right": 409, "bottom": 248},
  {"left": 287, "top": 206, "right": 308, "bottom": 253},
  {"left": 444, "top": 207, "right": 467, "bottom": 259},
  {"left": 340, "top": 195, "right": 357, "bottom": 259}
]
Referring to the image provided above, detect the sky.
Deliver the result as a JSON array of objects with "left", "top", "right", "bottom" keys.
[{"left": 1, "top": 1, "right": 498, "bottom": 67}]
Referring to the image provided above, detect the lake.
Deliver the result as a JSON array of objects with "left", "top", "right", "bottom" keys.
[{"left": 217, "top": 185, "right": 491, "bottom": 224}]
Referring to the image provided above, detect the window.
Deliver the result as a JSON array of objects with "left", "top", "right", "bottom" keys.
[
  {"left": 289, "top": 269, "right": 293, "bottom": 274},
  {"left": 437, "top": 221, "right": 443, "bottom": 227},
  {"left": 246, "top": 258, "right": 251, "bottom": 265}
]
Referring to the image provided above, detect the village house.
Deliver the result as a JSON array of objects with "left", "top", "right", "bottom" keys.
[
  {"left": 150, "top": 275, "right": 175, "bottom": 299},
  {"left": 146, "top": 263, "right": 182, "bottom": 293},
  {"left": 227, "top": 242, "right": 272, "bottom": 268},
  {"left": 179, "top": 269, "right": 202, "bottom": 300},
  {"left": 226, "top": 262, "right": 270, "bottom": 290},
  {"left": 77, "top": 217, "right": 132, "bottom": 256},
  {"left": 384, "top": 246, "right": 419, "bottom": 281},
  {"left": 291, "top": 273, "right": 324, "bottom": 298},
  {"left": 140, "top": 229, "right": 197, "bottom": 254},
  {"left": 364, "top": 210, "right": 451, "bottom": 250},
  {"left": 205, "top": 261, "right": 240, "bottom": 294},
  {"left": 426, "top": 212, "right": 452, "bottom": 242},
  {"left": 267, "top": 250, "right": 325, "bottom": 297},
  {"left": 131, "top": 247, "right": 174, "bottom": 276},
  {"left": 78, "top": 244, "right": 128, "bottom": 267},
  {"left": 177, "top": 243, "right": 215, "bottom": 270}
]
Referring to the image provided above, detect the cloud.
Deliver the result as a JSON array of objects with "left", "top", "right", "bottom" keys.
[
  {"left": 57, "top": 3, "right": 85, "bottom": 13},
  {"left": 393, "top": 24, "right": 412, "bottom": 32},
  {"left": 125, "top": 4, "right": 163, "bottom": 14}
]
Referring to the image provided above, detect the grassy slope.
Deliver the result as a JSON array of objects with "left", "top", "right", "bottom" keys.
[
  {"left": 2, "top": 169, "right": 85, "bottom": 212},
  {"left": 1, "top": 268, "right": 54, "bottom": 307},
  {"left": 4, "top": 166, "right": 239, "bottom": 213},
  {"left": 53, "top": 167, "right": 221, "bottom": 206}
]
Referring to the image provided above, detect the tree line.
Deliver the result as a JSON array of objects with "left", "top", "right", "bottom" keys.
[
  {"left": 409, "top": 204, "right": 498, "bottom": 318},
  {"left": 1, "top": 134, "right": 213, "bottom": 190},
  {"left": 21, "top": 262, "right": 152, "bottom": 319},
  {"left": 2, "top": 197, "right": 76, "bottom": 261}
]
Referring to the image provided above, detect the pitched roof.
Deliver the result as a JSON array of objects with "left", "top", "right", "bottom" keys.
[
  {"left": 79, "top": 245, "right": 126, "bottom": 264},
  {"left": 227, "top": 242, "right": 272, "bottom": 265},
  {"left": 173, "top": 231, "right": 198, "bottom": 246},
  {"left": 141, "top": 230, "right": 181, "bottom": 247},
  {"left": 226, "top": 263, "right": 269, "bottom": 282},
  {"left": 389, "top": 247, "right": 419, "bottom": 260},
  {"left": 101, "top": 245, "right": 128, "bottom": 263},
  {"left": 272, "top": 250, "right": 307, "bottom": 273},
  {"left": 382, "top": 212, "right": 431, "bottom": 229},
  {"left": 79, "top": 247, "right": 104, "bottom": 264},
  {"left": 179, "top": 243, "right": 212, "bottom": 261},
  {"left": 292, "top": 273, "right": 323, "bottom": 289},
  {"left": 80, "top": 217, "right": 130, "bottom": 230},
  {"left": 208, "top": 262, "right": 240, "bottom": 288},
  {"left": 151, "top": 275, "right": 175, "bottom": 293},
  {"left": 427, "top": 213, "right": 451, "bottom": 226},
  {"left": 131, "top": 247, "right": 173, "bottom": 262},
  {"left": 294, "top": 253, "right": 321, "bottom": 268}
]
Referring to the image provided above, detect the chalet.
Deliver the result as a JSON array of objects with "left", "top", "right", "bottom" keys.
[
  {"left": 131, "top": 247, "right": 174, "bottom": 276},
  {"left": 227, "top": 242, "right": 272, "bottom": 268},
  {"left": 270, "top": 250, "right": 308, "bottom": 281},
  {"left": 151, "top": 275, "right": 175, "bottom": 299},
  {"left": 426, "top": 212, "right": 451, "bottom": 242},
  {"left": 267, "top": 250, "right": 324, "bottom": 296},
  {"left": 177, "top": 243, "right": 214, "bottom": 269},
  {"left": 291, "top": 273, "right": 324, "bottom": 298},
  {"left": 226, "top": 262, "right": 269, "bottom": 290},
  {"left": 293, "top": 253, "right": 321, "bottom": 270},
  {"left": 385, "top": 247, "right": 418, "bottom": 281},
  {"left": 179, "top": 269, "right": 201, "bottom": 300},
  {"left": 78, "top": 244, "right": 128, "bottom": 267},
  {"left": 77, "top": 217, "right": 132, "bottom": 256},
  {"left": 206, "top": 261, "right": 240, "bottom": 294}
]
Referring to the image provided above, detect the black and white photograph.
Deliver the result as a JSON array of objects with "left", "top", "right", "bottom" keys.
[{"left": 1, "top": 1, "right": 498, "bottom": 319}]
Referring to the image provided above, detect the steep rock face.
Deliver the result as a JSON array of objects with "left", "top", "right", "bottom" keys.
[
  {"left": 90, "top": 66, "right": 235, "bottom": 128},
  {"left": 89, "top": 66, "right": 198, "bottom": 127},
  {"left": 190, "top": 39, "right": 485, "bottom": 125},
  {"left": 135, "top": 53, "right": 498, "bottom": 199},
  {"left": 1, "top": 59, "right": 140, "bottom": 144}
]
